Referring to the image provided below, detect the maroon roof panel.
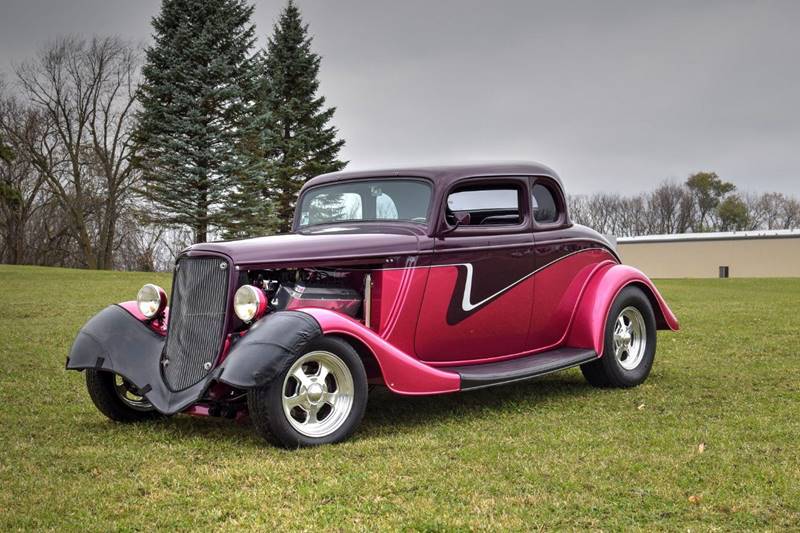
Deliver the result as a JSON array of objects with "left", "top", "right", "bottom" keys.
[{"left": 300, "top": 161, "right": 563, "bottom": 193}]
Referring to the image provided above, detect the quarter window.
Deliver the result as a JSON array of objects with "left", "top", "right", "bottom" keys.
[{"left": 532, "top": 183, "right": 559, "bottom": 224}]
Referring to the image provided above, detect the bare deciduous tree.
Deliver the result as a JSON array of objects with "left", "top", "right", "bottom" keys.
[
  {"left": 646, "top": 182, "right": 694, "bottom": 234},
  {"left": 11, "top": 36, "right": 140, "bottom": 269},
  {"left": 0, "top": 95, "right": 91, "bottom": 267},
  {"left": 1, "top": 101, "right": 37, "bottom": 262},
  {"left": 569, "top": 178, "right": 798, "bottom": 238}
]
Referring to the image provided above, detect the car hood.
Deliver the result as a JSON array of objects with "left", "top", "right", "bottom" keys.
[{"left": 188, "top": 224, "right": 425, "bottom": 266}]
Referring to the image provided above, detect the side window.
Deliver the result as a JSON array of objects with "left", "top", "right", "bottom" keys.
[
  {"left": 532, "top": 183, "right": 559, "bottom": 224},
  {"left": 446, "top": 184, "right": 521, "bottom": 226}
]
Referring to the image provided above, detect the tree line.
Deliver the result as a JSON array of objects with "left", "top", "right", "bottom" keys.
[
  {"left": 1, "top": 0, "right": 799, "bottom": 271},
  {"left": 0, "top": 0, "right": 343, "bottom": 270},
  {"left": 569, "top": 171, "right": 800, "bottom": 238}
]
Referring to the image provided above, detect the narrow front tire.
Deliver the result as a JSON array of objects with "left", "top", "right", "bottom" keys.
[{"left": 85, "top": 369, "right": 162, "bottom": 422}]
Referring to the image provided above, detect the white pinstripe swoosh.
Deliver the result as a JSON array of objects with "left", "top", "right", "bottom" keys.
[
  {"left": 437, "top": 247, "right": 609, "bottom": 313},
  {"left": 455, "top": 263, "right": 536, "bottom": 312}
]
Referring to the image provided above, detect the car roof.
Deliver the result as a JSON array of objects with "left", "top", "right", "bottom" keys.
[{"left": 301, "top": 161, "right": 563, "bottom": 192}]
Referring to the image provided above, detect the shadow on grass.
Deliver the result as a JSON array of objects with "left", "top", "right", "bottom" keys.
[
  {"left": 79, "top": 372, "right": 599, "bottom": 447},
  {"left": 79, "top": 413, "right": 263, "bottom": 447},
  {"left": 158, "top": 415, "right": 260, "bottom": 443},
  {"left": 359, "top": 373, "right": 597, "bottom": 435}
]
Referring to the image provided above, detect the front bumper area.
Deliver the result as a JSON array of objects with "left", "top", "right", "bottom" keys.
[
  {"left": 66, "top": 305, "right": 222, "bottom": 414},
  {"left": 66, "top": 305, "right": 326, "bottom": 415}
]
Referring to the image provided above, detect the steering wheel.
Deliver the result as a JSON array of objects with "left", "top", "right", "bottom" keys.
[{"left": 445, "top": 207, "right": 456, "bottom": 225}]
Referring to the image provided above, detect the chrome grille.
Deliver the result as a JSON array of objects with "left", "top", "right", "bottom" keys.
[{"left": 162, "top": 256, "right": 230, "bottom": 390}]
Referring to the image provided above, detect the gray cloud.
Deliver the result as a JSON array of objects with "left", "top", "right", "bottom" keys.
[{"left": 2, "top": 0, "right": 798, "bottom": 195}]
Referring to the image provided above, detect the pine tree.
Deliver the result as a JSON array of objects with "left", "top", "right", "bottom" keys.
[
  {"left": 257, "top": 1, "right": 346, "bottom": 233},
  {"left": 221, "top": 100, "right": 274, "bottom": 240},
  {"left": 135, "top": 0, "right": 259, "bottom": 243}
]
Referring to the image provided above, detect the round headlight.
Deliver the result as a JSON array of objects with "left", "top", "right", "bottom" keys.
[
  {"left": 234, "top": 285, "right": 267, "bottom": 323},
  {"left": 137, "top": 283, "right": 167, "bottom": 319}
]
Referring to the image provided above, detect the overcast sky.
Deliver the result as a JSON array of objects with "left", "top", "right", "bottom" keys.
[{"left": 1, "top": 0, "right": 798, "bottom": 195}]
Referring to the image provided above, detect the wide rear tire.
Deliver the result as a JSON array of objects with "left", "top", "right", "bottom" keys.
[{"left": 581, "top": 286, "right": 657, "bottom": 388}]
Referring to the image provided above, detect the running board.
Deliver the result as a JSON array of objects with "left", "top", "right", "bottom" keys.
[{"left": 448, "top": 348, "right": 599, "bottom": 391}]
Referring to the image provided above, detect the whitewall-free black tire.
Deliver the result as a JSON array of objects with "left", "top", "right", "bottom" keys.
[
  {"left": 580, "top": 286, "right": 657, "bottom": 388},
  {"left": 247, "top": 336, "right": 368, "bottom": 447}
]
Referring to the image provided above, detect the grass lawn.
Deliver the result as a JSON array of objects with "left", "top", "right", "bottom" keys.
[{"left": 0, "top": 265, "right": 798, "bottom": 530}]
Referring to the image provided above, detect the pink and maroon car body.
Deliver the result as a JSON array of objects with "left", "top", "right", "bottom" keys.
[{"left": 67, "top": 162, "right": 678, "bottom": 445}]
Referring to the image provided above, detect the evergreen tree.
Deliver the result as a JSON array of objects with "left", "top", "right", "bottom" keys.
[
  {"left": 220, "top": 88, "right": 275, "bottom": 240},
  {"left": 135, "top": 0, "right": 259, "bottom": 243},
  {"left": 222, "top": 172, "right": 276, "bottom": 240},
  {"left": 257, "top": 1, "right": 346, "bottom": 233}
]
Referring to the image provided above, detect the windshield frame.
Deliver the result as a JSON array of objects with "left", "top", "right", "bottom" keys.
[{"left": 293, "top": 177, "right": 435, "bottom": 231}]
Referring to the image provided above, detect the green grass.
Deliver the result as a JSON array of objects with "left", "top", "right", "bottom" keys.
[{"left": 1, "top": 265, "right": 798, "bottom": 531}]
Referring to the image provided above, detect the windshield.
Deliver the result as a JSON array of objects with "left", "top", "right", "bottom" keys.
[{"left": 298, "top": 179, "right": 432, "bottom": 227}]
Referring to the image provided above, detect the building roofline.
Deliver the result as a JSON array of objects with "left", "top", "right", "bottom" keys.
[{"left": 618, "top": 229, "right": 800, "bottom": 244}]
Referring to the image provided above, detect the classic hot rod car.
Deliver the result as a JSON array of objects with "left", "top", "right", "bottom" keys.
[{"left": 67, "top": 162, "right": 679, "bottom": 447}]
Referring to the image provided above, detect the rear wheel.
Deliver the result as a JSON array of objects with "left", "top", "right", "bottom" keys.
[
  {"left": 85, "top": 369, "right": 161, "bottom": 422},
  {"left": 581, "top": 286, "right": 657, "bottom": 388},
  {"left": 247, "top": 336, "right": 368, "bottom": 448}
]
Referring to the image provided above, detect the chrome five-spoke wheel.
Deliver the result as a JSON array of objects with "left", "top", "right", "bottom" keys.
[
  {"left": 282, "top": 351, "right": 355, "bottom": 438},
  {"left": 613, "top": 306, "right": 647, "bottom": 370},
  {"left": 580, "top": 286, "right": 657, "bottom": 388},
  {"left": 247, "top": 336, "right": 368, "bottom": 448}
]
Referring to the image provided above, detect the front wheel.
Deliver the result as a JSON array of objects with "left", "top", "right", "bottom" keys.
[
  {"left": 581, "top": 286, "right": 657, "bottom": 388},
  {"left": 247, "top": 336, "right": 368, "bottom": 448},
  {"left": 85, "top": 369, "right": 162, "bottom": 422}
]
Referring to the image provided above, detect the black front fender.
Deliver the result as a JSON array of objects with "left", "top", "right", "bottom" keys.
[
  {"left": 66, "top": 305, "right": 219, "bottom": 414},
  {"left": 67, "top": 307, "right": 322, "bottom": 413},
  {"left": 218, "top": 311, "right": 322, "bottom": 388}
]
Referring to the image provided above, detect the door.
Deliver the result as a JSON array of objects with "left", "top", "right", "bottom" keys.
[
  {"left": 415, "top": 178, "right": 535, "bottom": 363},
  {"left": 526, "top": 177, "right": 611, "bottom": 351}
]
